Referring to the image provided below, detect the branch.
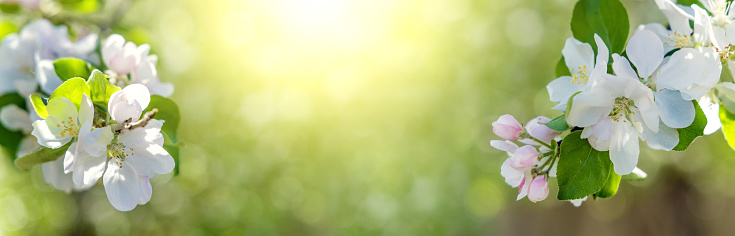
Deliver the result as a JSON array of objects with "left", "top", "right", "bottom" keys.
[{"left": 113, "top": 108, "right": 158, "bottom": 133}]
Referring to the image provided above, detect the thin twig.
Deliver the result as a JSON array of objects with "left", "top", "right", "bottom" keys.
[{"left": 113, "top": 108, "right": 158, "bottom": 132}]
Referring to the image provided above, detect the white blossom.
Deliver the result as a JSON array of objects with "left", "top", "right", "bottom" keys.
[
  {"left": 547, "top": 34, "right": 609, "bottom": 111},
  {"left": 102, "top": 34, "right": 174, "bottom": 97},
  {"left": 567, "top": 74, "right": 659, "bottom": 175},
  {"left": 66, "top": 84, "right": 174, "bottom": 211}
]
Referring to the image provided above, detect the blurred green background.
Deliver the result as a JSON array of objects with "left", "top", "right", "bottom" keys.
[{"left": 3, "top": 0, "right": 735, "bottom": 235}]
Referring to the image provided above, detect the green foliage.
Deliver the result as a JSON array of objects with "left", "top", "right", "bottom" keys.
[
  {"left": 87, "top": 69, "right": 121, "bottom": 106},
  {"left": 59, "top": 0, "right": 100, "bottom": 13},
  {"left": 556, "top": 131, "right": 612, "bottom": 200},
  {"left": 15, "top": 142, "right": 71, "bottom": 171},
  {"left": 143, "top": 95, "right": 181, "bottom": 175},
  {"left": 719, "top": 104, "right": 735, "bottom": 151},
  {"left": 49, "top": 78, "right": 91, "bottom": 109},
  {"left": 570, "top": 0, "right": 629, "bottom": 55},
  {"left": 30, "top": 94, "right": 48, "bottom": 119},
  {"left": 164, "top": 144, "right": 180, "bottom": 175},
  {"left": 556, "top": 56, "right": 571, "bottom": 77},
  {"left": 0, "top": 3, "right": 20, "bottom": 14},
  {"left": 594, "top": 166, "right": 621, "bottom": 198},
  {"left": 673, "top": 100, "right": 706, "bottom": 151},
  {"left": 53, "top": 58, "right": 93, "bottom": 81},
  {"left": 0, "top": 93, "right": 26, "bottom": 160},
  {"left": 676, "top": 0, "right": 703, "bottom": 8},
  {"left": 0, "top": 21, "right": 15, "bottom": 39},
  {"left": 543, "top": 114, "right": 570, "bottom": 132}
]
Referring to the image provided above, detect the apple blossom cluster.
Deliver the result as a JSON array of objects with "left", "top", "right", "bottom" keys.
[
  {"left": 491, "top": 0, "right": 735, "bottom": 206},
  {"left": 0, "top": 6, "right": 181, "bottom": 212}
]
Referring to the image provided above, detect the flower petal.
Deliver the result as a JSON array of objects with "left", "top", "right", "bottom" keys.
[
  {"left": 36, "top": 60, "right": 64, "bottom": 95},
  {"left": 138, "top": 176, "right": 153, "bottom": 204},
  {"left": 655, "top": 89, "right": 695, "bottom": 128},
  {"left": 121, "top": 84, "right": 151, "bottom": 111},
  {"left": 78, "top": 94, "right": 93, "bottom": 127},
  {"left": 569, "top": 197, "right": 588, "bottom": 207},
  {"left": 126, "top": 144, "right": 174, "bottom": 177},
  {"left": 16, "top": 135, "right": 39, "bottom": 158},
  {"left": 626, "top": 30, "right": 664, "bottom": 78},
  {"left": 561, "top": 37, "right": 594, "bottom": 72},
  {"left": 490, "top": 140, "right": 519, "bottom": 154},
  {"left": 637, "top": 23, "right": 675, "bottom": 53},
  {"left": 501, "top": 159, "right": 524, "bottom": 187},
  {"left": 700, "top": 94, "right": 722, "bottom": 135},
  {"left": 693, "top": 6, "right": 712, "bottom": 45},
  {"left": 609, "top": 120, "right": 639, "bottom": 175},
  {"left": 83, "top": 126, "right": 114, "bottom": 157},
  {"left": 31, "top": 119, "right": 72, "bottom": 149},
  {"left": 567, "top": 90, "right": 614, "bottom": 127},
  {"left": 655, "top": 0, "right": 693, "bottom": 35},
  {"left": 593, "top": 34, "right": 610, "bottom": 72},
  {"left": 611, "top": 54, "right": 638, "bottom": 80},
  {"left": 626, "top": 79, "right": 658, "bottom": 133},
  {"left": 63, "top": 140, "right": 78, "bottom": 174},
  {"left": 41, "top": 157, "right": 76, "bottom": 193},
  {"left": 72, "top": 149, "right": 108, "bottom": 187},
  {"left": 656, "top": 48, "right": 706, "bottom": 91},
  {"left": 103, "top": 161, "right": 142, "bottom": 212},
  {"left": 641, "top": 119, "right": 679, "bottom": 151},
  {"left": 547, "top": 76, "right": 581, "bottom": 103},
  {"left": 46, "top": 97, "right": 77, "bottom": 122},
  {"left": 0, "top": 104, "right": 31, "bottom": 133}
]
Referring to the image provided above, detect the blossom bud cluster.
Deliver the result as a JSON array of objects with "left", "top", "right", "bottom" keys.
[
  {"left": 0, "top": 19, "right": 177, "bottom": 211},
  {"left": 491, "top": 115, "right": 559, "bottom": 203},
  {"left": 490, "top": 0, "right": 735, "bottom": 206}
]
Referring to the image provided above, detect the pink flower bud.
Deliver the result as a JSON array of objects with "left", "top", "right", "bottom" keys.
[
  {"left": 525, "top": 116, "right": 559, "bottom": 144},
  {"left": 509, "top": 145, "right": 539, "bottom": 170},
  {"left": 492, "top": 114, "right": 523, "bottom": 140},
  {"left": 528, "top": 176, "right": 549, "bottom": 203}
]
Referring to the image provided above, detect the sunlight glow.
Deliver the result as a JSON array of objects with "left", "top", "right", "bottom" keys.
[{"left": 271, "top": 0, "right": 351, "bottom": 35}]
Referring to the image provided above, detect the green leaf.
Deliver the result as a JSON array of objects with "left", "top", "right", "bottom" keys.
[
  {"left": 49, "top": 78, "right": 91, "bottom": 109},
  {"left": 87, "top": 69, "right": 121, "bottom": 106},
  {"left": 556, "top": 130, "right": 612, "bottom": 200},
  {"left": 0, "top": 93, "right": 26, "bottom": 160},
  {"left": 570, "top": 0, "right": 629, "bottom": 54},
  {"left": 719, "top": 104, "right": 735, "bottom": 151},
  {"left": 30, "top": 94, "right": 48, "bottom": 119},
  {"left": 164, "top": 144, "right": 179, "bottom": 175},
  {"left": 675, "top": 0, "right": 704, "bottom": 8},
  {"left": 673, "top": 100, "right": 706, "bottom": 151},
  {"left": 0, "top": 3, "right": 20, "bottom": 14},
  {"left": 0, "top": 21, "right": 16, "bottom": 39},
  {"left": 59, "top": 0, "right": 100, "bottom": 13},
  {"left": 14, "top": 142, "right": 71, "bottom": 171},
  {"left": 143, "top": 95, "right": 181, "bottom": 175},
  {"left": 594, "top": 166, "right": 621, "bottom": 198},
  {"left": 53, "top": 58, "right": 93, "bottom": 81},
  {"left": 556, "top": 56, "right": 571, "bottom": 77},
  {"left": 543, "top": 114, "right": 570, "bottom": 132}
]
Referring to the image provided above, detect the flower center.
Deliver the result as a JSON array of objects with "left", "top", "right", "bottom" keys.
[
  {"left": 610, "top": 97, "right": 635, "bottom": 122},
  {"left": 57, "top": 116, "right": 78, "bottom": 137},
  {"left": 664, "top": 30, "right": 692, "bottom": 48},
  {"left": 709, "top": 0, "right": 733, "bottom": 27},
  {"left": 570, "top": 65, "right": 590, "bottom": 84},
  {"left": 108, "top": 142, "right": 134, "bottom": 169},
  {"left": 716, "top": 44, "right": 734, "bottom": 61}
]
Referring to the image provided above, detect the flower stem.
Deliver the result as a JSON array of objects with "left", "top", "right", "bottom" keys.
[{"left": 527, "top": 135, "right": 553, "bottom": 149}]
